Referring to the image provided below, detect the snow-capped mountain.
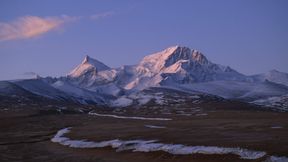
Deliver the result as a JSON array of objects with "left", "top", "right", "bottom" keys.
[
  {"left": 66, "top": 46, "right": 247, "bottom": 93},
  {"left": 66, "top": 55, "right": 121, "bottom": 96},
  {"left": 2, "top": 46, "right": 288, "bottom": 110},
  {"left": 133, "top": 46, "right": 247, "bottom": 88}
]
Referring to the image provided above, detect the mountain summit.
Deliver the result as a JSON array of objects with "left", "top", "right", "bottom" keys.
[
  {"left": 68, "top": 55, "right": 110, "bottom": 78},
  {"left": 134, "top": 46, "right": 246, "bottom": 86},
  {"left": 139, "top": 46, "right": 209, "bottom": 72}
]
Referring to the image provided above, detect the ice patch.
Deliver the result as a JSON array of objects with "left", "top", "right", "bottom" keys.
[
  {"left": 144, "top": 125, "right": 166, "bottom": 129},
  {"left": 264, "top": 156, "right": 288, "bottom": 162},
  {"left": 88, "top": 112, "right": 172, "bottom": 121},
  {"left": 52, "top": 128, "right": 267, "bottom": 160}
]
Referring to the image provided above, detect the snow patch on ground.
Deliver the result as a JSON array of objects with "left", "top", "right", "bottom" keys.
[
  {"left": 52, "top": 127, "right": 267, "bottom": 160},
  {"left": 144, "top": 125, "right": 166, "bottom": 129},
  {"left": 110, "top": 97, "right": 133, "bottom": 107},
  {"left": 128, "top": 93, "right": 153, "bottom": 105},
  {"left": 138, "top": 97, "right": 151, "bottom": 105},
  {"left": 88, "top": 112, "right": 172, "bottom": 121},
  {"left": 251, "top": 95, "right": 288, "bottom": 111},
  {"left": 270, "top": 126, "right": 283, "bottom": 129},
  {"left": 154, "top": 95, "right": 165, "bottom": 105},
  {"left": 128, "top": 92, "right": 165, "bottom": 106}
]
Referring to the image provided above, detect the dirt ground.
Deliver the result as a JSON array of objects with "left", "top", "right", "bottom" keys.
[{"left": 0, "top": 107, "right": 287, "bottom": 162}]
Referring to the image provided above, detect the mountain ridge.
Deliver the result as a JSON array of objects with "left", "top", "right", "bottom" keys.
[{"left": 2, "top": 46, "right": 288, "bottom": 110}]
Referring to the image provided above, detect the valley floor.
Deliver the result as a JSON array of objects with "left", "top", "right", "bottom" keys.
[{"left": 0, "top": 106, "right": 288, "bottom": 162}]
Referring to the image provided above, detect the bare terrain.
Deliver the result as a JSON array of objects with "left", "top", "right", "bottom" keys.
[{"left": 0, "top": 102, "right": 287, "bottom": 162}]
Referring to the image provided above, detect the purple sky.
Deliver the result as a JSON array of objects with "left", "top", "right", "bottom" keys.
[{"left": 0, "top": 0, "right": 288, "bottom": 80}]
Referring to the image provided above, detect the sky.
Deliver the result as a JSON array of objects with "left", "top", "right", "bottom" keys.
[{"left": 0, "top": 0, "right": 288, "bottom": 80}]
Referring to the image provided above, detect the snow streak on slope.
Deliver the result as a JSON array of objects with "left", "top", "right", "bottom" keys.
[
  {"left": 88, "top": 112, "right": 172, "bottom": 121},
  {"left": 144, "top": 125, "right": 166, "bottom": 129}
]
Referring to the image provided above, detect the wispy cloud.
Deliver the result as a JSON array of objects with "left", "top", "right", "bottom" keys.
[
  {"left": 0, "top": 15, "right": 79, "bottom": 41},
  {"left": 90, "top": 11, "right": 114, "bottom": 20},
  {"left": 0, "top": 12, "right": 114, "bottom": 41}
]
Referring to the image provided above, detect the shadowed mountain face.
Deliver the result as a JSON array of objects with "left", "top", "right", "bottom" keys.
[{"left": 2, "top": 46, "right": 288, "bottom": 110}]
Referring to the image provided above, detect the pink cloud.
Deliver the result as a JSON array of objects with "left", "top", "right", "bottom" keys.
[{"left": 0, "top": 15, "right": 78, "bottom": 41}]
